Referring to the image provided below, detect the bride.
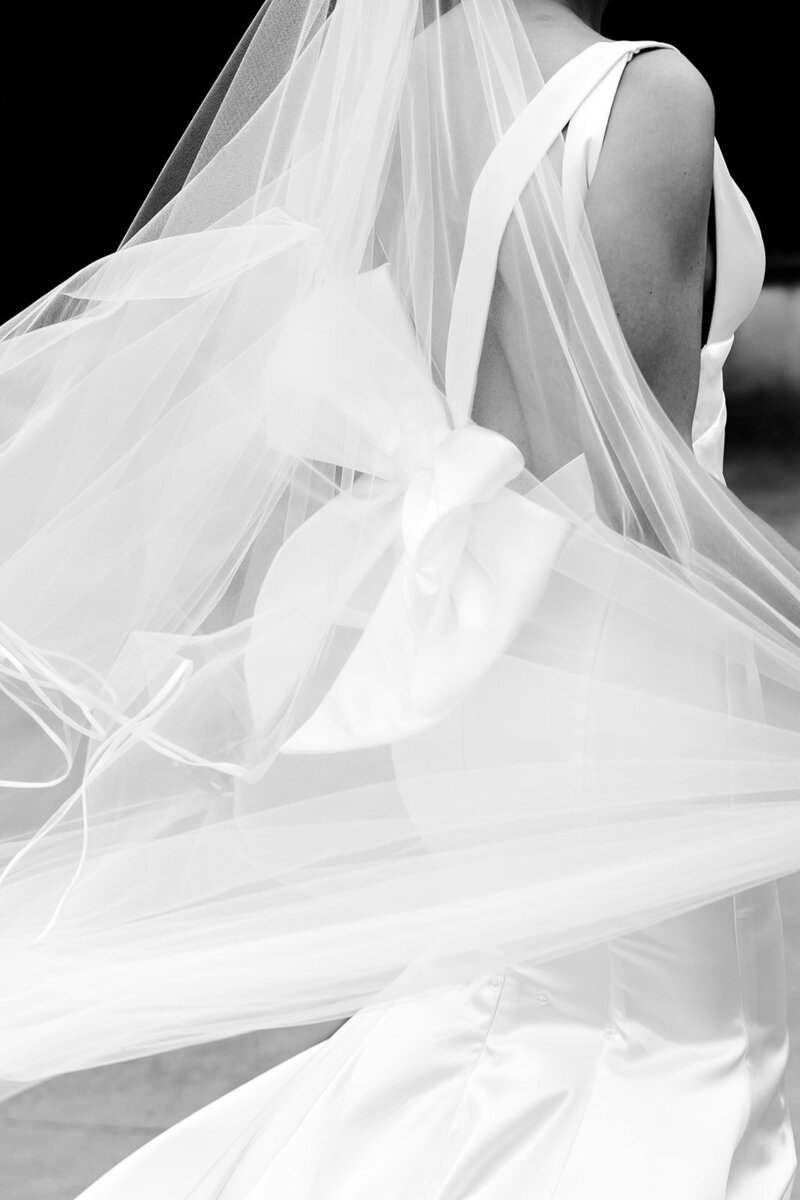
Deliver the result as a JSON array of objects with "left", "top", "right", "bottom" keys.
[{"left": 2, "top": 1, "right": 800, "bottom": 1196}]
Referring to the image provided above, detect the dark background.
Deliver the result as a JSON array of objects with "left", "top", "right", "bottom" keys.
[
  {"left": 0, "top": 5, "right": 792, "bottom": 323},
  {"left": 606, "top": 4, "right": 793, "bottom": 266}
]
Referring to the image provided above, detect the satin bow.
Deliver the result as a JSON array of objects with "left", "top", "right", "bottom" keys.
[
  {"left": 280, "top": 425, "right": 569, "bottom": 752},
  {"left": 244, "top": 265, "right": 573, "bottom": 753}
]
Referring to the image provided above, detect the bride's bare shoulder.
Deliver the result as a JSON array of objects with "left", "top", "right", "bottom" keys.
[
  {"left": 588, "top": 45, "right": 716, "bottom": 249},
  {"left": 585, "top": 46, "right": 717, "bottom": 445},
  {"left": 612, "top": 46, "right": 715, "bottom": 172}
]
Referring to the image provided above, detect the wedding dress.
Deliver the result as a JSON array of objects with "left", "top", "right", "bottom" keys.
[
  {"left": 71, "top": 38, "right": 795, "bottom": 1200},
  {"left": 5, "top": 7, "right": 800, "bottom": 1200}
]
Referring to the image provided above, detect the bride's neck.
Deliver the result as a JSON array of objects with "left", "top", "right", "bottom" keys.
[{"left": 517, "top": 0, "right": 609, "bottom": 34}]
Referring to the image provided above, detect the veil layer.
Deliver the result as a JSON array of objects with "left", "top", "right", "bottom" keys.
[{"left": 3, "top": 0, "right": 800, "bottom": 1091}]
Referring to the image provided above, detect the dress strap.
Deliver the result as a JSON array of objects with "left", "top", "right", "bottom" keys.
[
  {"left": 444, "top": 39, "right": 669, "bottom": 426},
  {"left": 561, "top": 54, "right": 631, "bottom": 239}
]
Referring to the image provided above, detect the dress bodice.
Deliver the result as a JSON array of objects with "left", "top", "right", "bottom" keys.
[{"left": 561, "top": 39, "right": 766, "bottom": 483}]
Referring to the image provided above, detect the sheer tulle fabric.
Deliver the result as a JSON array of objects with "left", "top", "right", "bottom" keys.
[{"left": 2, "top": 0, "right": 800, "bottom": 1091}]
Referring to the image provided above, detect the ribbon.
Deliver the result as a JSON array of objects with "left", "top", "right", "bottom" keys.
[
  {"left": 0, "top": 627, "right": 251, "bottom": 942},
  {"left": 240, "top": 262, "right": 573, "bottom": 753},
  {"left": 278, "top": 422, "right": 572, "bottom": 751}
]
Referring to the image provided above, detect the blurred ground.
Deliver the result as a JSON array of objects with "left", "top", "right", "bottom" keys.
[
  {"left": 3, "top": 285, "right": 800, "bottom": 1199},
  {"left": 0, "top": 1024, "right": 342, "bottom": 1199}
]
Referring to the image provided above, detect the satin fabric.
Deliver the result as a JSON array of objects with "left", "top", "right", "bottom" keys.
[
  {"left": 74, "top": 42, "right": 795, "bottom": 1200},
  {"left": 78, "top": 908, "right": 795, "bottom": 1199}
]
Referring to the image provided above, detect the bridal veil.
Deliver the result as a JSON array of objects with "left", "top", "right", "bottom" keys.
[{"left": 2, "top": 0, "right": 800, "bottom": 1092}]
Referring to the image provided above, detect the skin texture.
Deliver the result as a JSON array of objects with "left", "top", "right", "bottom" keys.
[
  {"left": 586, "top": 48, "right": 715, "bottom": 447},
  {"left": 517, "top": 0, "right": 800, "bottom": 577},
  {"left": 517, "top": 0, "right": 714, "bottom": 448}
]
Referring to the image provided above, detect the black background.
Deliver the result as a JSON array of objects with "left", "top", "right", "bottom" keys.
[
  {"left": 606, "top": 4, "right": 792, "bottom": 263},
  {"left": 1, "top": 5, "right": 790, "bottom": 322}
]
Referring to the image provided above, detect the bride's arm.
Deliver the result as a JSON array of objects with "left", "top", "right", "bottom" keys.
[
  {"left": 584, "top": 46, "right": 715, "bottom": 451},
  {"left": 584, "top": 49, "right": 800, "bottom": 576}
]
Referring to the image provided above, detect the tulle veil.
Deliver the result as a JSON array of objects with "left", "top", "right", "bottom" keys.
[{"left": 3, "top": 0, "right": 800, "bottom": 1096}]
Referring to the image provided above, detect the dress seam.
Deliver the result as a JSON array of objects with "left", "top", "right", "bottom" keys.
[
  {"left": 421, "top": 970, "right": 509, "bottom": 1200},
  {"left": 546, "top": 1045, "right": 609, "bottom": 1200}
]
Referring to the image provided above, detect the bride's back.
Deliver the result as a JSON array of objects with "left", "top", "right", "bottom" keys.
[
  {"left": 515, "top": 4, "right": 611, "bottom": 80},
  {"left": 423, "top": 5, "right": 717, "bottom": 466}
]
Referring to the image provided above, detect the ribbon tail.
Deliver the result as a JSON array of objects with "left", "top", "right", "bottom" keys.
[
  {"left": 281, "top": 491, "right": 572, "bottom": 754},
  {"left": 244, "top": 481, "right": 402, "bottom": 744}
]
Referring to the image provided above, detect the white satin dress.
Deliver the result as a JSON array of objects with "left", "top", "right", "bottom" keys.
[{"left": 77, "top": 41, "right": 797, "bottom": 1200}]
